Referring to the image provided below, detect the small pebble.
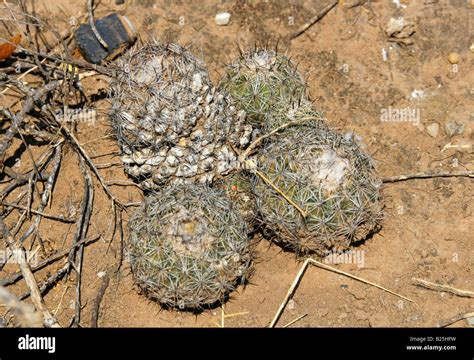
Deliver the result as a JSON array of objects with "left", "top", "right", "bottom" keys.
[
  {"left": 354, "top": 310, "right": 368, "bottom": 321},
  {"left": 369, "top": 314, "right": 391, "bottom": 327},
  {"left": 411, "top": 89, "right": 425, "bottom": 99},
  {"left": 406, "top": 314, "right": 420, "bottom": 322},
  {"left": 415, "top": 122, "right": 424, "bottom": 132},
  {"left": 470, "top": 44, "right": 474, "bottom": 53},
  {"left": 426, "top": 123, "right": 439, "bottom": 138},
  {"left": 448, "top": 52, "right": 460, "bottom": 64},
  {"left": 338, "top": 312, "right": 348, "bottom": 320},
  {"left": 215, "top": 12, "right": 231, "bottom": 26},
  {"left": 347, "top": 287, "right": 366, "bottom": 300},
  {"left": 319, "top": 308, "right": 329, "bottom": 317},
  {"left": 288, "top": 299, "right": 296, "bottom": 310},
  {"left": 445, "top": 121, "right": 465, "bottom": 136}
]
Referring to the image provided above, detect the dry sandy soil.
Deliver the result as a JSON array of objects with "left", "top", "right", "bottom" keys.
[{"left": 1, "top": 0, "right": 473, "bottom": 327}]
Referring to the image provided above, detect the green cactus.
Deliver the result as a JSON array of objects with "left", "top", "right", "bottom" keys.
[
  {"left": 253, "top": 114, "right": 383, "bottom": 256},
  {"left": 214, "top": 171, "right": 260, "bottom": 232},
  {"left": 219, "top": 48, "right": 308, "bottom": 131},
  {"left": 127, "top": 184, "right": 254, "bottom": 310}
]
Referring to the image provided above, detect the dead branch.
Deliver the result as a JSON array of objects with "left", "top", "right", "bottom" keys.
[
  {"left": 270, "top": 258, "right": 414, "bottom": 327},
  {"left": 17, "top": 46, "right": 115, "bottom": 76},
  {"left": 59, "top": 124, "right": 124, "bottom": 208},
  {"left": 240, "top": 117, "right": 313, "bottom": 160},
  {"left": 438, "top": 311, "right": 474, "bottom": 328},
  {"left": 90, "top": 272, "right": 110, "bottom": 327},
  {"left": 87, "top": 0, "right": 108, "bottom": 49},
  {"left": 0, "top": 286, "right": 42, "bottom": 327},
  {"left": 382, "top": 170, "right": 474, "bottom": 183},
  {"left": 0, "top": 77, "right": 59, "bottom": 160},
  {"left": 1, "top": 141, "right": 62, "bottom": 200},
  {"left": 412, "top": 278, "right": 474, "bottom": 298},
  {"left": 1, "top": 201, "right": 75, "bottom": 223},
  {"left": 68, "top": 156, "right": 94, "bottom": 327},
  {"left": 19, "top": 144, "right": 63, "bottom": 243},
  {"left": 0, "top": 234, "right": 100, "bottom": 287},
  {"left": 283, "top": 313, "right": 307, "bottom": 328},
  {"left": 18, "top": 262, "right": 69, "bottom": 301},
  {"left": 289, "top": 0, "right": 338, "bottom": 40},
  {"left": 0, "top": 218, "right": 60, "bottom": 327}
]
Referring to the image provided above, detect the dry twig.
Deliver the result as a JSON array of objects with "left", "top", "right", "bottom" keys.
[
  {"left": 90, "top": 273, "right": 110, "bottom": 327},
  {"left": 1, "top": 201, "right": 74, "bottom": 223},
  {"left": 87, "top": 0, "right": 108, "bottom": 49},
  {"left": 382, "top": 170, "right": 474, "bottom": 183},
  {"left": 289, "top": 0, "right": 338, "bottom": 39},
  {"left": 19, "top": 144, "right": 63, "bottom": 243},
  {"left": 0, "top": 286, "right": 42, "bottom": 327},
  {"left": 255, "top": 169, "right": 308, "bottom": 218},
  {"left": 438, "top": 312, "right": 474, "bottom": 328},
  {"left": 18, "top": 263, "right": 70, "bottom": 301},
  {"left": 283, "top": 313, "right": 308, "bottom": 328},
  {"left": 270, "top": 258, "right": 414, "bottom": 327},
  {"left": 0, "top": 78, "right": 59, "bottom": 160},
  {"left": 0, "top": 234, "right": 100, "bottom": 287},
  {"left": 68, "top": 156, "right": 94, "bottom": 327},
  {"left": 412, "top": 278, "right": 474, "bottom": 298},
  {"left": 0, "top": 218, "right": 60, "bottom": 327}
]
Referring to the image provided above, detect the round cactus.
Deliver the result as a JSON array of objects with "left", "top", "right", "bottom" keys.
[
  {"left": 253, "top": 115, "right": 383, "bottom": 256},
  {"left": 219, "top": 48, "right": 308, "bottom": 132},
  {"left": 127, "top": 184, "right": 254, "bottom": 310},
  {"left": 110, "top": 42, "right": 254, "bottom": 190},
  {"left": 214, "top": 171, "right": 260, "bottom": 232}
]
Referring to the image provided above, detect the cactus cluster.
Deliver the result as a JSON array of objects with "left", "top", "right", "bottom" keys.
[
  {"left": 110, "top": 43, "right": 383, "bottom": 310},
  {"left": 218, "top": 51, "right": 382, "bottom": 256},
  {"left": 110, "top": 42, "right": 258, "bottom": 310}
]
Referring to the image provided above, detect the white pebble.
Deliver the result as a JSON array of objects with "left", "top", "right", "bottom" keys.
[
  {"left": 382, "top": 48, "right": 388, "bottom": 62},
  {"left": 215, "top": 12, "right": 231, "bottom": 26},
  {"left": 426, "top": 123, "right": 439, "bottom": 138},
  {"left": 411, "top": 89, "right": 425, "bottom": 99}
]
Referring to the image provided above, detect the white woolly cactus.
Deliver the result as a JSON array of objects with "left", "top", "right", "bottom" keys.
[
  {"left": 110, "top": 42, "right": 254, "bottom": 190},
  {"left": 127, "top": 184, "right": 254, "bottom": 310},
  {"left": 253, "top": 112, "right": 383, "bottom": 256},
  {"left": 219, "top": 47, "right": 308, "bottom": 131}
]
